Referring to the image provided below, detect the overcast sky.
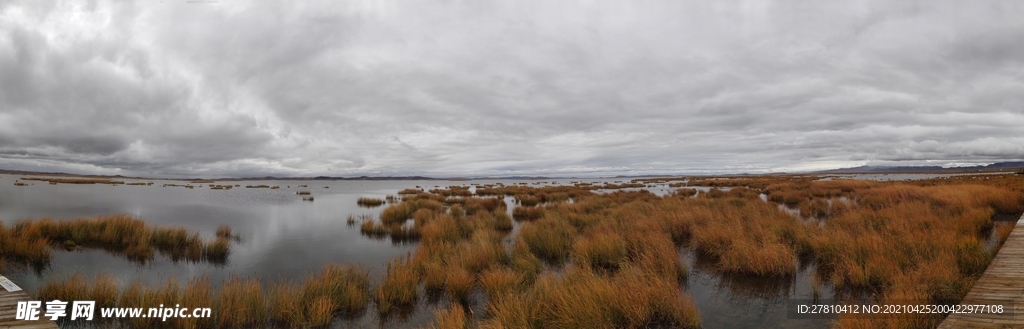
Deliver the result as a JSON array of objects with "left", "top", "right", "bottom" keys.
[{"left": 1, "top": 1, "right": 1022, "bottom": 177}]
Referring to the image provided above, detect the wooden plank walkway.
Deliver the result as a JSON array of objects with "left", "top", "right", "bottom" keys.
[
  {"left": 0, "top": 276, "right": 58, "bottom": 329},
  {"left": 939, "top": 215, "right": 1024, "bottom": 329}
]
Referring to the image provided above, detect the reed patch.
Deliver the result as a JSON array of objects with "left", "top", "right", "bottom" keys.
[{"left": 0, "top": 214, "right": 232, "bottom": 266}]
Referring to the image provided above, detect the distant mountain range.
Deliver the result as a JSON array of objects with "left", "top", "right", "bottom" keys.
[
  {"left": 5, "top": 161, "right": 1024, "bottom": 180},
  {"left": 816, "top": 161, "right": 1024, "bottom": 174},
  {"left": 0, "top": 169, "right": 440, "bottom": 181}
]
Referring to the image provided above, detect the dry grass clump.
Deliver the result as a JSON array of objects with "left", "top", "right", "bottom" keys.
[
  {"left": 675, "top": 188, "right": 698, "bottom": 197},
  {"left": 479, "top": 267, "right": 524, "bottom": 300},
  {"left": 204, "top": 238, "right": 231, "bottom": 262},
  {"left": 388, "top": 224, "right": 422, "bottom": 242},
  {"left": 375, "top": 256, "right": 419, "bottom": 314},
  {"left": 683, "top": 199, "right": 805, "bottom": 276},
  {"left": 430, "top": 303, "right": 469, "bottom": 329},
  {"left": 36, "top": 265, "right": 369, "bottom": 328},
  {"left": 1, "top": 214, "right": 231, "bottom": 265},
  {"left": 306, "top": 296, "right": 334, "bottom": 327},
  {"left": 800, "top": 198, "right": 849, "bottom": 219},
  {"left": 473, "top": 265, "right": 701, "bottom": 329},
  {"left": 572, "top": 229, "right": 628, "bottom": 271},
  {"left": 46, "top": 277, "right": 184, "bottom": 328},
  {"left": 398, "top": 188, "right": 423, "bottom": 194},
  {"left": 512, "top": 206, "right": 544, "bottom": 221},
  {"left": 120, "top": 280, "right": 162, "bottom": 328},
  {"left": 44, "top": 264, "right": 370, "bottom": 327},
  {"left": 299, "top": 264, "right": 372, "bottom": 318},
  {"left": 380, "top": 199, "right": 444, "bottom": 225},
  {"left": 520, "top": 217, "right": 577, "bottom": 263},
  {"left": 609, "top": 266, "right": 702, "bottom": 328},
  {"left": 517, "top": 195, "right": 540, "bottom": 206},
  {"left": 421, "top": 261, "right": 448, "bottom": 292},
  {"left": 538, "top": 192, "right": 571, "bottom": 203},
  {"left": 268, "top": 280, "right": 304, "bottom": 327},
  {"left": 767, "top": 190, "right": 806, "bottom": 206},
  {"left": 445, "top": 267, "right": 475, "bottom": 303},
  {"left": 356, "top": 197, "right": 385, "bottom": 207},
  {"left": 449, "top": 204, "right": 466, "bottom": 218},
  {"left": 215, "top": 277, "right": 267, "bottom": 329},
  {"left": 359, "top": 220, "right": 421, "bottom": 242},
  {"left": 430, "top": 186, "right": 473, "bottom": 197},
  {"left": 38, "top": 273, "right": 91, "bottom": 302},
  {"left": 296, "top": 190, "right": 312, "bottom": 195},
  {"left": 216, "top": 225, "right": 233, "bottom": 239},
  {"left": 464, "top": 197, "right": 506, "bottom": 215},
  {"left": 86, "top": 274, "right": 121, "bottom": 309},
  {"left": 359, "top": 220, "right": 389, "bottom": 238},
  {"left": 0, "top": 222, "right": 51, "bottom": 269},
  {"left": 419, "top": 215, "right": 462, "bottom": 244},
  {"left": 810, "top": 185, "right": 1013, "bottom": 299},
  {"left": 179, "top": 277, "right": 214, "bottom": 328},
  {"left": 493, "top": 211, "right": 513, "bottom": 231}
]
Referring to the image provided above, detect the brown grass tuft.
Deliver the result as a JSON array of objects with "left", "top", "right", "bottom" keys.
[
  {"left": 430, "top": 303, "right": 468, "bottom": 329},
  {"left": 4, "top": 214, "right": 231, "bottom": 264},
  {"left": 268, "top": 280, "right": 304, "bottom": 327},
  {"left": 445, "top": 267, "right": 475, "bottom": 303},
  {"left": 356, "top": 197, "right": 385, "bottom": 207},
  {"left": 215, "top": 277, "right": 267, "bottom": 329},
  {"left": 512, "top": 206, "right": 545, "bottom": 221},
  {"left": 375, "top": 256, "right": 419, "bottom": 314},
  {"left": 520, "top": 217, "right": 576, "bottom": 263}
]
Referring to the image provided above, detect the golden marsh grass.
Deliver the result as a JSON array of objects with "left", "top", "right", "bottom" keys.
[
  {"left": 22, "top": 173, "right": 1024, "bottom": 329},
  {"left": 356, "top": 197, "right": 385, "bottom": 207},
  {"left": 0, "top": 214, "right": 231, "bottom": 266}
]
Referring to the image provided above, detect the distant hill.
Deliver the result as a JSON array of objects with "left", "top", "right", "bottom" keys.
[
  {"left": 817, "top": 161, "right": 1024, "bottom": 174},
  {"left": 0, "top": 169, "right": 442, "bottom": 181}
]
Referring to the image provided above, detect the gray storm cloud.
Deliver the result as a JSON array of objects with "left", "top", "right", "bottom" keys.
[{"left": 0, "top": 0, "right": 1022, "bottom": 177}]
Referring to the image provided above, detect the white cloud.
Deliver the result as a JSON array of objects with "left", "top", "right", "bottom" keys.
[{"left": 0, "top": 0, "right": 1022, "bottom": 177}]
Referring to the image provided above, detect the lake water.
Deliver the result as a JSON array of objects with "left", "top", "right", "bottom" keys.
[{"left": 0, "top": 174, "right": 837, "bottom": 328}]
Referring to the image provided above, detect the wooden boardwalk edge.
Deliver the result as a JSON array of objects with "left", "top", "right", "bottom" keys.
[
  {"left": 938, "top": 215, "right": 1024, "bottom": 328},
  {"left": 0, "top": 276, "right": 58, "bottom": 329}
]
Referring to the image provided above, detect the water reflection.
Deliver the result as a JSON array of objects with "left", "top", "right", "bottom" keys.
[{"left": 684, "top": 251, "right": 833, "bottom": 329}]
